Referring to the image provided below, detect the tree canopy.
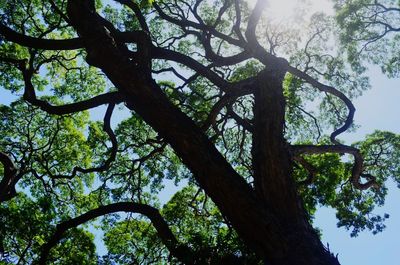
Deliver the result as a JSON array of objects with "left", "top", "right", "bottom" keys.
[{"left": 0, "top": 0, "right": 399, "bottom": 264}]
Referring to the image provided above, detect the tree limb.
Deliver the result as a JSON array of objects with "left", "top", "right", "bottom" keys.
[
  {"left": 153, "top": 2, "right": 244, "bottom": 47},
  {"left": 18, "top": 59, "right": 125, "bottom": 115},
  {"left": 114, "top": 0, "right": 150, "bottom": 33},
  {"left": 0, "top": 23, "right": 83, "bottom": 50},
  {"left": 49, "top": 103, "right": 118, "bottom": 180},
  {"left": 0, "top": 22, "right": 149, "bottom": 51},
  {"left": 0, "top": 152, "right": 19, "bottom": 202},
  {"left": 245, "top": 0, "right": 266, "bottom": 46},
  {"left": 287, "top": 66, "right": 356, "bottom": 144},
  {"left": 291, "top": 145, "right": 379, "bottom": 190},
  {"left": 293, "top": 156, "right": 317, "bottom": 186},
  {"left": 151, "top": 45, "right": 255, "bottom": 95},
  {"left": 38, "top": 202, "right": 193, "bottom": 264}
]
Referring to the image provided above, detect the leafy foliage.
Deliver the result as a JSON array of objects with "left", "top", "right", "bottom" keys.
[
  {"left": 334, "top": 0, "right": 400, "bottom": 76},
  {"left": 0, "top": 194, "right": 97, "bottom": 264}
]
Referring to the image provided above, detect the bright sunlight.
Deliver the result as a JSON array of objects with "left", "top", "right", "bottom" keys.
[{"left": 257, "top": 0, "right": 334, "bottom": 22}]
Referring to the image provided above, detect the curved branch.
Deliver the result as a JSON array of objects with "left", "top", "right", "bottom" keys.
[
  {"left": 245, "top": 0, "right": 266, "bottom": 46},
  {"left": 0, "top": 23, "right": 83, "bottom": 50},
  {"left": 291, "top": 145, "right": 379, "bottom": 190},
  {"left": 38, "top": 202, "right": 193, "bottom": 264},
  {"left": 151, "top": 46, "right": 231, "bottom": 90},
  {"left": 19, "top": 61, "right": 125, "bottom": 115},
  {"left": 50, "top": 103, "right": 118, "bottom": 180},
  {"left": 114, "top": 0, "right": 150, "bottom": 33},
  {"left": 201, "top": 94, "right": 232, "bottom": 131},
  {"left": 24, "top": 90, "right": 124, "bottom": 115},
  {"left": 288, "top": 66, "right": 356, "bottom": 144},
  {"left": 201, "top": 33, "right": 251, "bottom": 67},
  {"left": 151, "top": 46, "right": 255, "bottom": 96},
  {"left": 233, "top": 0, "right": 245, "bottom": 41}
]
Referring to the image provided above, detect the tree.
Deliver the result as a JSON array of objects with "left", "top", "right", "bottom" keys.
[{"left": 0, "top": 0, "right": 399, "bottom": 264}]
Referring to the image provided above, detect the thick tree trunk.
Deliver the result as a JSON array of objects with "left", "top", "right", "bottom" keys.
[
  {"left": 252, "top": 69, "right": 339, "bottom": 264},
  {"left": 67, "top": 1, "right": 340, "bottom": 264},
  {"left": 252, "top": 67, "right": 299, "bottom": 221}
]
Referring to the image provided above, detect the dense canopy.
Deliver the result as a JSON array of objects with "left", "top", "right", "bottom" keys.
[{"left": 0, "top": 0, "right": 399, "bottom": 264}]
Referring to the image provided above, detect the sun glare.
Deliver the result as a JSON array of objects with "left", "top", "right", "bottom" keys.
[
  {"left": 260, "top": 0, "right": 334, "bottom": 22},
  {"left": 267, "top": 0, "right": 299, "bottom": 20}
]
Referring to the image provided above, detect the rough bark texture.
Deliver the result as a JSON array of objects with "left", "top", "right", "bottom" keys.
[
  {"left": 252, "top": 68, "right": 340, "bottom": 264},
  {"left": 65, "top": 1, "right": 341, "bottom": 264}
]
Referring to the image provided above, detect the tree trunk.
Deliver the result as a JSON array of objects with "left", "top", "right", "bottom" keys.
[
  {"left": 67, "top": 1, "right": 341, "bottom": 264},
  {"left": 252, "top": 68, "right": 340, "bottom": 264}
]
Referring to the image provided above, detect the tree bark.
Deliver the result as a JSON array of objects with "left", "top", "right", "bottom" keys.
[
  {"left": 66, "top": 1, "right": 340, "bottom": 264},
  {"left": 252, "top": 68, "right": 340, "bottom": 264}
]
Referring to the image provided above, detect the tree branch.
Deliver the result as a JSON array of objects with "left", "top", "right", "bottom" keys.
[
  {"left": 291, "top": 145, "right": 379, "bottom": 190},
  {"left": 201, "top": 94, "right": 232, "bottom": 131},
  {"left": 0, "top": 152, "right": 19, "bottom": 202},
  {"left": 245, "top": 0, "right": 266, "bottom": 46},
  {"left": 0, "top": 23, "right": 83, "bottom": 50},
  {"left": 18, "top": 60, "right": 125, "bottom": 115},
  {"left": 288, "top": 66, "right": 356, "bottom": 144},
  {"left": 38, "top": 202, "right": 193, "bottom": 264},
  {"left": 227, "top": 105, "right": 254, "bottom": 133},
  {"left": 49, "top": 103, "right": 118, "bottom": 180},
  {"left": 151, "top": 45, "right": 255, "bottom": 96},
  {"left": 0, "top": 22, "right": 149, "bottom": 51},
  {"left": 153, "top": 2, "right": 244, "bottom": 47},
  {"left": 114, "top": 0, "right": 150, "bottom": 33},
  {"left": 24, "top": 89, "right": 124, "bottom": 115},
  {"left": 293, "top": 156, "right": 317, "bottom": 186}
]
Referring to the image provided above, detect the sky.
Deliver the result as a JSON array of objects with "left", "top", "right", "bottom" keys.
[{"left": 0, "top": 0, "right": 399, "bottom": 264}]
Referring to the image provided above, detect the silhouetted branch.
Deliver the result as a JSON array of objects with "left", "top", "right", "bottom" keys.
[
  {"left": 293, "top": 156, "right": 317, "bottom": 186},
  {"left": 288, "top": 66, "right": 355, "bottom": 144},
  {"left": 153, "top": 2, "right": 244, "bottom": 47},
  {"left": 227, "top": 105, "right": 254, "bottom": 133},
  {"left": 291, "top": 145, "right": 379, "bottom": 190},
  {"left": 0, "top": 23, "right": 83, "bottom": 50},
  {"left": 38, "top": 202, "right": 193, "bottom": 264},
  {"left": 245, "top": 0, "right": 266, "bottom": 46},
  {"left": 202, "top": 95, "right": 232, "bottom": 131},
  {"left": 0, "top": 152, "right": 19, "bottom": 202},
  {"left": 50, "top": 103, "right": 118, "bottom": 180},
  {"left": 151, "top": 46, "right": 255, "bottom": 96},
  {"left": 114, "top": 0, "right": 150, "bottom": 32}
]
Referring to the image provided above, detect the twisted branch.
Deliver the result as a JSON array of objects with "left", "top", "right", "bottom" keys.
[
  {"left": 288, "top": 66, "right": 355, "bottom": 145},
  {"left": 291, "top": 145, "right": 379, "bottom": 190}
]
